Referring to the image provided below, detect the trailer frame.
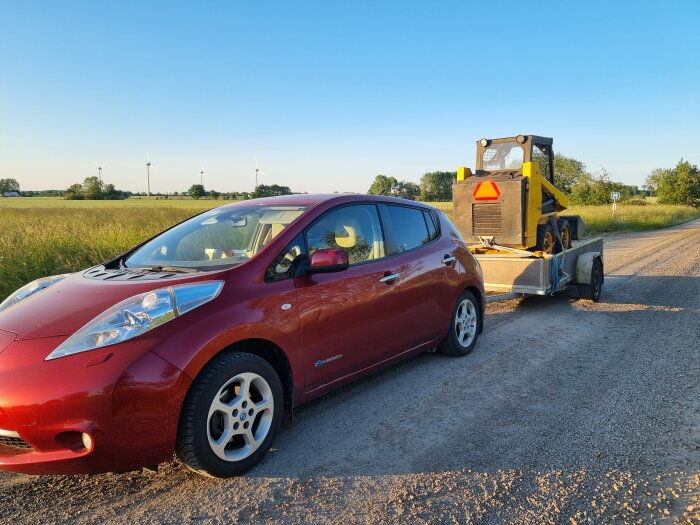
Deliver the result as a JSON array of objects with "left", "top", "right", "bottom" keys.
[{"left": 471, "top": 237, "right": 604, "bottom": 302}]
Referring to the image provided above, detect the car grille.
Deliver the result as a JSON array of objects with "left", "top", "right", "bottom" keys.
[
  {"left": 472, "top": 203, "right": 502, "bottom": 236},
  {"left": 0, "top": 433, "right": 33, "bottom": 455}
]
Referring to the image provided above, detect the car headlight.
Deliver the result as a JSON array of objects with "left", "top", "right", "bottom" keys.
[
  {"left": 45, "top": 281, "right": 224, "bottom": 360},
  {"left": 0, "top": 274, "right": 72, "bottom": 314}
]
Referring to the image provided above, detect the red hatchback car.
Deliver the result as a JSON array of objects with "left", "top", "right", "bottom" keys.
[{"left": 0, "top": 194, "right": 484, "bottom": 477}]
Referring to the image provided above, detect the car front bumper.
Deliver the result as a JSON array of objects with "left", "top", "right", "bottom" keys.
[{"left": 0, "top": 335, "right": 191, "bottom": 475}]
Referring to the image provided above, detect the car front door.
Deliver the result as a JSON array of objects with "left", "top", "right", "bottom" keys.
[{"left": 294, "top": 203, "right": 406, "bottom": 393}]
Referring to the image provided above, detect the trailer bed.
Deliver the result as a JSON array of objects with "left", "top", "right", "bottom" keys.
[{"left": 472, "top": 237, "right": 604, "bottom": 296}]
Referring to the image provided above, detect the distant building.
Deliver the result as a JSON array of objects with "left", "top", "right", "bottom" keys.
[{"left": 2, "top": 192, "right": 20, "bottom": 197}]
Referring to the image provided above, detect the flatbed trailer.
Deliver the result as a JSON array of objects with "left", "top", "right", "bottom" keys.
[{"left": 470, "top": 237, "right": 604, "bottom": 303}]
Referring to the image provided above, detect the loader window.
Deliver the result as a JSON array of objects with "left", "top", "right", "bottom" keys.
[
  {"left": 532, "top": 143, "right": 553, "bottom": 183},
  {"left": 482, "top": 141, "right": 524, "bottom": 170}
]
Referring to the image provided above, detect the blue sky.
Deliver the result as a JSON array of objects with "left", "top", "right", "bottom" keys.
[{"left": 1, "top": 1, "right": 698, "bottom": 194}]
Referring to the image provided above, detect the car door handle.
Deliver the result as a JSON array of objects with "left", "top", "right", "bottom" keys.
[
  {"left": 441, "top": 255, "right": 456, "bottom": 266},
  {"left": 379, "top": 273, "right": 401, "bottom": 284}
]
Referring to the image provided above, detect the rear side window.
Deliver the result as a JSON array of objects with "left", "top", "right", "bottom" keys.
[
  {"left": 423, "top": 210, "right": 438, "bottom": 241},
  {"left": 384, "top": 205, "right": 431, "bottom": 254}
]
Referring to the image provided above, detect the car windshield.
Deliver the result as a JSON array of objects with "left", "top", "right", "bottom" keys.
[
  {"left": 124, "top": 204, "right": 309, "bottom": 271},
  {"left": 482, "top": 141, "right": 524, "bottom": 170}
]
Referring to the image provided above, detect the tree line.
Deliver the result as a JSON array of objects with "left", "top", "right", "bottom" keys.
[
  {"left": 65, "top": 177, "right": 129, "bottom": 200},
  {"left": 367, "top": 155, "right": 699, "bottom": 206},
  {"left": 0, "top": 178, "right": 20, "bottom": 194}
]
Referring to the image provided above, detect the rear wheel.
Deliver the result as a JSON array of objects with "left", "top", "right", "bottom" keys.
[
  {"left": 577, "top": 258, "right": 603, "bottom": 302},
  {"left": 177, "top": 352, "right": 283, "bottom": 477},
  {"left": 438, "top": 290, "right": 481, "bottom": 357}
]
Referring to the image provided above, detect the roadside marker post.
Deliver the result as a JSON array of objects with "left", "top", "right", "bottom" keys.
[{"left": 611, "top": 192, "right": 620, "bottom": 218}]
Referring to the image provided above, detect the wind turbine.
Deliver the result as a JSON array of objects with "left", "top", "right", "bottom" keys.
[
  {"left": 145, "top": 151, "right": 152, "bottom": 197},
  {"left": 94, "top": 161, "right": 108, "bottom": 185},
  {"left": 200, "top": 162, "right": 205, "bottom": 186},
  {"left": 254, "top": 158, "right": 263, "bottom": 190}
]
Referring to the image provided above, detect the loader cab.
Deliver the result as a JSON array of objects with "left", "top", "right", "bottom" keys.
[{"left": 476, "top": 135, "right": 554, "bottom": 185}]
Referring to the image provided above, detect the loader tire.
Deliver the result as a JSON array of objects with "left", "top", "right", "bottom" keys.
[{"left": 536, "top": 224, "right": 556, "bottom": 254}]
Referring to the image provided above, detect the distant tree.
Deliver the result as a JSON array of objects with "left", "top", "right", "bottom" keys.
[
  {"left": 210, "top": 190, "right": 220, "bottom": 200},
  {"left": 189, "top": 184, "right": 206, "bottom": 199},
  {"left": 646, "top": 159, "right": 700, "bottom": 206},
  {"left": 0, "top": 178, "right": 20, "bottom": 194},
  {"left": 251, "top": 184, "right": 292, "bottom": 198},
  {"left": 553, "top": 154, "right": 587, "bottom": 194},
  {"left": 395, "top": 180, "right": 420, "bottom": 200},
  {"left": 419, "top": 171, "right": 456, "bottom": 201},
  {"left": 368, "top": 175, "right": 398, "bottom": 195},
  {"left": 82, "top": 176, "right": 103, "bottom": 199},
  {"left": 64, "top": 183, "right": 84, "bottom": 200}
]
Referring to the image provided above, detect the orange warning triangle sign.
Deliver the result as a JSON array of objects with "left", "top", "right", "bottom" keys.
[{"left": 473, "top": 180, "right": 501, "bottom": 201}]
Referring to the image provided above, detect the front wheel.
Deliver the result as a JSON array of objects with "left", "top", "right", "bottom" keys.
[
  {"left": 438, "top": 290, "right": 481, "bottom": 357},
  {"left": 176, "top": 352, "right": 283, "bottom": 477}
]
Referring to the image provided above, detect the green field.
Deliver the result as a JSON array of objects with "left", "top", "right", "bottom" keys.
[
  {"left": 0, "top": 196, "right": 238, "bottom": 209},
  {"left": 1, "top": 197, "right": 699, "bottom": 301}
]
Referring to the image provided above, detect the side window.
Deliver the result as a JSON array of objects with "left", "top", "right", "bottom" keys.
[
  {"left": 423, "top": 210, "right": 438, "bottom": 241},
  {"left": 265, "top": 234, "right": 305, "bottom": 282},
  {"left": 306, "top": 205, "right": 386, "bottom": 265},
  {"left": 532, "top": 143, "right": 552, "bottom": 183},
  {"left": 385, "top": 205, "right": 430, "bottom": 254}
]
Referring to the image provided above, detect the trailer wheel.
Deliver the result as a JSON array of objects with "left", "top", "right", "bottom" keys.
[
  {"left": 536, "top": 224, "right": 556, "bottom": 254},
  {"left": 577, "top": 258, "right": 603, "bottom": 302},
  {"left": 438, "top": 290, "right": 481, "bottom": 357}
]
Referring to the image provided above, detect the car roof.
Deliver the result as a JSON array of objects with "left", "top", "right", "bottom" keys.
[{"left": 219, "top": 193, "right": 437, "bottom": 210}]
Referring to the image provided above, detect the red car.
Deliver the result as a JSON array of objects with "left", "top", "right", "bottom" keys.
[{"left": 0, "top": 194, "right": 484, "bottom": 477}]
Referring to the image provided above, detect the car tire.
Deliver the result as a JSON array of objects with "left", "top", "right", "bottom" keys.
[
  {"left": 577, "top": 258, "right": 603, "bottom": 302},
  {"left": 438, "top": 290, "right": 481, "bottom": 357},
  {"left": 176, "top": 352, "right": 283, "bottom": 477}
]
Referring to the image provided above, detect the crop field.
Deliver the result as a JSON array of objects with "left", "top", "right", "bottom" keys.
[{"left": 1, "top": 197, "right": 699, "bottom": 301}]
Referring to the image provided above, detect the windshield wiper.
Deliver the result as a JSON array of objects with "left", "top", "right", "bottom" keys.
[{"left": 137, "top": 265, "right": 200, "bottom": 274}]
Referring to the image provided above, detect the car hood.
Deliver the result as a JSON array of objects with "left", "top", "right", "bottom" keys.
[{"left": 0, "top": 270, "right": 222, "bottom": 341}]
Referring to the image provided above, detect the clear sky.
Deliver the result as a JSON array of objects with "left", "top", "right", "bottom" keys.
[{"left": 1, "top": 1, "right": 698, "bottom": 194}]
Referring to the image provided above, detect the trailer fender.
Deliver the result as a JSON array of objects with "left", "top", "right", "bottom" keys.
[{"left": 575, "top": 252, "right": 603, "bottom": 284}]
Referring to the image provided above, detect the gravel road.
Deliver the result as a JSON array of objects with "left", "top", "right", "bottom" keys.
[{"left": 1, "top": 220, "right": 699, "bottom": 524}]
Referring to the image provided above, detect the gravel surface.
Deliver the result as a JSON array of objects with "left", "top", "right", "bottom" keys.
[{"left": 1, "top": 220, "right": 699, "bottom": 524}]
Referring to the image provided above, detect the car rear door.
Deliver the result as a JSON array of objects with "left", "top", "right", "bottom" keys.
[
  {"left": 294, "top": 203, "right": 406, "bottom": 392},
  {"left": 378, "top": 204, "right": 462, "bottom": 349}
]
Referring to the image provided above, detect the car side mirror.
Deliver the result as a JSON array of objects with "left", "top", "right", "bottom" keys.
[{"left": 306, "top": 249, "right": 349, "bottom": 274}]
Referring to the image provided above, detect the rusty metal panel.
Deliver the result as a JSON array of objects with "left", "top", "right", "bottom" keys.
[{"left": 452, "top": 177, "right": 526, "bottom": 246}]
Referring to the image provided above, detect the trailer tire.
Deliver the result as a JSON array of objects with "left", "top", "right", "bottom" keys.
[
  {"left": 438, "top": 290, "right": 481, "bottom": 357},
  {"left": 577, "top": 258, "right": 603, "bottom": 302}
]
